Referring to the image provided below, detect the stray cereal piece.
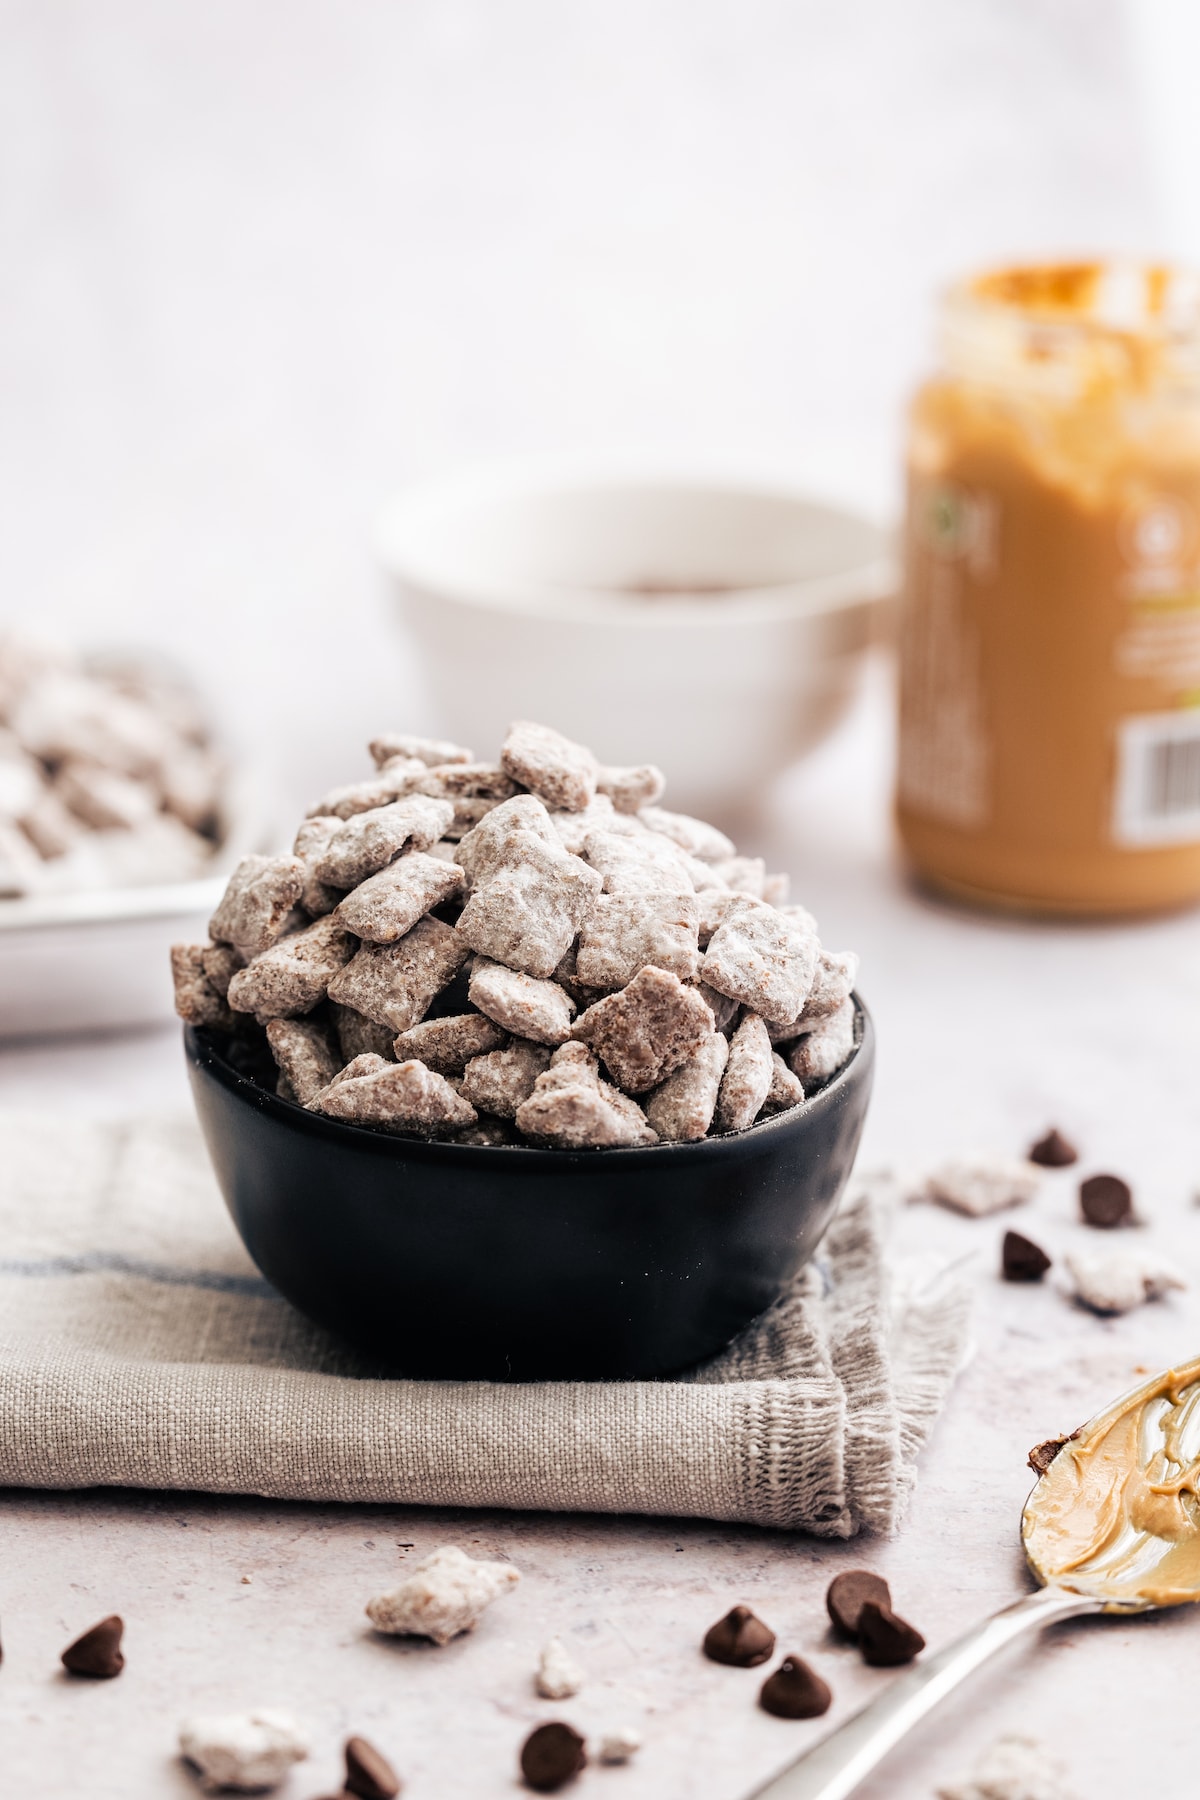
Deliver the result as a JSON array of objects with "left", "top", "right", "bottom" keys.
[
  {"left": 327, "top": 916, "right": 469, "bottom": 1032},
  {"left": 178, "top": 1709, "right": 309, "bottom": 1792},
  {"left": 61, "top": 1614, "right": 125, "bottom": 1679},
  {"left": 535, "top": 1636, "right": 585, "bottom": 1700},
  {"left": 547, "top": 791, "right": 617, "bottom": 855},
  {"left": 759, "top": 1052, "right": 805, "bottom": 1117},
  {"left": 703, "top": 900, "right": 818, "bottom": 1026},
  {"left": 857, "top": 1601, "right": 925, "bottom": 1667},
  {"left": 571, "top": 966, "right": 715, "bottom": 1093},
  {"left": 315, "top": 796, "right": 455, "bottom": 889},
  {"left": 937, "top": 1733, "right": 1078, "bottom": 1800},
  {"left": 314, "top": 1058, "right": 476, "bottom": 1135},
  {"left": 200, "top": 942, "right": 243, "bottom": 999},
  {"left": 1002, "top": 1230, "right": 1052, "bottom": 1283},
  {"left": 1028, "top": 1126, "right": 1079, "bottom": 1168},
  {"left": 170, "top": 944, "right": 236, "bottom": 1030},
  {"left": 710, "top": 855, "right": 766, "bottom": 898},
  {"left": 639, "top": 806, "right": 734, "bottom": 863},
  {"left": 1028, "top": 1436, "right": 1071, "bottom": 1477},
  {"left": 583, "top": 827, "right": 695, "bottom": 895},
  {"left": 762, "top": 872, "right": 790, "bottom": 907},
  {"left": 758, "top": 1656, "right": 832, "bottom": 1720},
  {"left": 576, "top": 891, "right": 701, "bottom": 988},
  {"left": 1079, "top": 1172, "right": 1134, "bottom": 1229},
  {"left": 596, "top": 763, "right": 665, "bottom": 813},
  {"left": 369, "top": 732, "right": 473, "bottom": 769},
  {"left": 921, "top": 1153, "right": 1040, "bottom": 1218},
  {"left": 520, "top": 1721, "right": 587, "bottom": 1793},
  {"left": 332, "top": 1002, "right": 397, "bottom": 1064},
  {"left": 787, "top": 997, "right": 857, "bottom": 1090},
  {"left": 308, "top": 758, "right": 427, "bottom": 820},
  {"left": 344, "top": 1734, "right": 402, "bottom": 1800},
  {"left": 1064, "top": 1250, "right": 1185, "bottom": 1315},
  {"left": 228, "top": 915, "right": 357, "bottom": 1020},
  {"left": 292, "top": 815, "right": 343, "bottom": 916},
  {"left": 335, "top": 851, "right": 465, "bottom": 943},
  {"left": 366, "top": 1544, "right": 519, "bottom": 1644},
  {"left": 455, "top": 794, "right": 562, "bottom": 884},
  {"left": 209, "top": 854, "right": 305, "bottom": 957},
  {"left": 597, "top": 1728, "right": 642, "bottom": 1766},
  {"left": 515, "top": 1045, "right": 657, "bottom": 1147},
  {"left": 826, "top": 1571, "right": 892, "bottom": 1641},
  {"left": 645, "top": 1031, "right": 728, "bottom": 1141},
  {"left": 714, "top": 1013, "right": 774, "bottom": 1133},
  {"left": 501, "top": 719, "right": 598, "bottom": 813},
  {"left": 392, "top": 1012, "right": 507, "bottom": 1074},
  {"left": 702, "top": 1605, "right": 776, "bottom": 1668},
  {"left": 265, "top": 1018, "right": 341, "bottom": 1107},
  {"left": 460, "top": 1041, "right": 552, "bottom": 1117},
  {"left": 418, "top": 761, "right": 517, "bottom": 800},
  {"left": 469, "top": 957, "right": 576, "bottom": 1046},
  {"left": 456, "top": 832, "right": 602, "bottom": 978}
]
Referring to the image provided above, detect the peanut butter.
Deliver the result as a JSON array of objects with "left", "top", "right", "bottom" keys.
[
  {"left": 1023, "top": 1357, "right": 1200, "bottom": 1608},
  {"left": 898, "top": 261, "right": 1200, "bottom": 915}
]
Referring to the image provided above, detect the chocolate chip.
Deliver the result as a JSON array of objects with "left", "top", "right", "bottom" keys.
[
  {"left": 825, "top": 1570, "right": 891, "bottom": 1641},
  {"left": 758, "top": 1655, "right": 832, "bottom": 1719},
  {"left": 1080, "top": 1173, "right": 1133, "bottom": 1229},
  {"left": 856, "top": 1601, "right": 925, "bottom": 1667},
  {"left": 1002, "top": 1230, "right": 1051, "bottom": 1283},
  {"left": 345, "top": 1735, "right": 401, "bottom": 1800},
  {"left": 61, "top": 1614, "right": 124, "bottom": 1679},
  {"left": 702, "top": 1604, "right": 776, "bottom": 1667},
  {"left": 1028, "top": 1436, "right": 1066, "bottom": 1476},
  {"left": 1028, "top": 1128, "right": 1078, "bottom": 1167},
  {"left": 520, "top": 1722, "right": 587, "bottom": 1792}
]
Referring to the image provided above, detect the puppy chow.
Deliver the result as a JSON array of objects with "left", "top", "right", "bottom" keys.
[
  {"left": 571, "top": 965, "right": 715, "bottom": 1093},
  {"left": 335, "top": 851, "right": 465, "bottom": 943},
  {"left": 515, "top": 1050, "right": 657, "bottom": 1147},
  {"left": 639, "top": 806, "right": 734, "bottom": 863},
  {"left": 697, "top": 980, "right": 740, "bottom": 1033},
  {"left": 710, "top": 855, "right": 767, "bottom": 898},
  {"left": 919, "top": 1151, "right": 1039, "bottom": 1217},
  {"left": 314, "top": 1057, "right": 476, "bottom": 1136},
  {"left": 787, "top": 996, "right": 857, "bottom": 1090},
  {"left": 308, "top": 758, "right": 428, "bottom": 820},
  {"left": 583, "top": 827, "right": 695, "bottom": 895},
  {"left": 468, "top": 957, "right": 576, "bottom": 1045},
  {"left": 209, "top": 854, "right": 306, "bottom": 957},
  {"left": 315, "top": 796, "right": 455, "bottom": 889},
  {"left": 418, "top": 761, "right": 517, "bottom": 800},
  {"left": 392, "top": 1012, "right": 507, "bottom": 1074},
  {"left": 644, "top": 1030, "right": 729, "bottom": 1141},
  {"left": 454, "top": 794, "right": 561, "bottom": 885},
  {"left": 501, "top": 719, "right": 597, "bottom": 813},
  {"left": 292, "top": 815, "right": 343, "bottom": 916},
  {"left": 460, "top": 1040, "right": 552, "bottom": 1118},
  {"left": 575, "top": 891, "right": 701, "bottom": 988},
  {"left": 370, "top": 732, "right": 473, "bottom": 769},
  {"left": 327, "top": 916, "right": 469, "bottom": 1033},
  {"left": 760, "top": 1052, "right": 806, "bottom": 1115},
  {"left": 596, "top": 763, "right": 665, "bottom": 812},
  {"left": 265, "top": 1017, "right": 341, "bottom": 1106},
  {"left": 456, "top": 831, "right": 601, "bottom": 977},
  {"left": 200, "top": 942, "right": 243, "bottom": 999},
  {"left": 714, "top": 1013, "right": 775, "bottom": 1132},
  {"left": 547, "top": 791, "right": 617, "bottom": 854},
  {"left": 331, "top": 1001, "right": 398, "bottom": 1063},
  {"left": 227, "top": 914, "right": 356, "bottom": 1020},
  {"left": 170, "top": 944, "right": 236, "bottom": 1030},
  {"left": 703, "top": 900, "right": 819, "bottom": 1026}
]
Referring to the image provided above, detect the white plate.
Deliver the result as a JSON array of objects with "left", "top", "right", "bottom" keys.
[{"left": 0, "top": 774, "right": 266, "bottom": 1041}]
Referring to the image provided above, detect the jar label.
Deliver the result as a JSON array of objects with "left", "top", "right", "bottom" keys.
[{"left": 1112, "top": 710, "right": 1200, "bottom": 845}]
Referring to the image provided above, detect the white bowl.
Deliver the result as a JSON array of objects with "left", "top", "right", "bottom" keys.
[
  {"left": 0, "top": 771, "right": 265, "bottom": 1041},
  {"left": 377, "top": 461, "right": 893, "bottom": 819}
]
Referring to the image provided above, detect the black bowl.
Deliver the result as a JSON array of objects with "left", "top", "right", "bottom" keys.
[{"left": 184, "top": 999, "right": 874, "bottom": 1381}]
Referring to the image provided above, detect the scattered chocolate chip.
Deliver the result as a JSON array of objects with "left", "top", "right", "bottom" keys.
[
  {"left": 856, "top": 1601, "right": 925, "bottom": 1667},
  {"left": 702, "top": 1604, "right": 776, "bottom": 1667},
  {"left": 61, "top": 1614, "right": 124, "bottom": 1679},
  {"left": 345, "top": 1735, "right": 401, "bottom": 1800},
  {"left": 825, "top": 1570, "right": 891, "bottom": 1641},
  {"left": 1028, "top": 1437, "right": 1066, "bottom": 1476},
  {"left": 1028, "top": 1128, "right": 1077, "bottom": 1168},
  {"left": 759, "top": 1655, "right": 832, "bottom": 1719},
  {"left": 520, "top": 1722, "right": 587, "bottom": 1793},
  {"left": 1002, "top": 1230, "right": 1051, "bottom": 1283},
  {"left": 1080, "top": 1173, "right": 1133, "bottom": 1229}
]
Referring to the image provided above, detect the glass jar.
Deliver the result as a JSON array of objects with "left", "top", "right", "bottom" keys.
[{"left": 897, "top": 261, "right": 1200, "bottom": 915}]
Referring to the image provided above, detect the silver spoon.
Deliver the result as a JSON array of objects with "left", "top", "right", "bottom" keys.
[{"left": 743, "top": 1355, "right": 1200, "bottom": 1800}]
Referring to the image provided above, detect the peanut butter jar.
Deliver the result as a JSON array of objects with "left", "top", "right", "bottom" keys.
[{"left": 898, "top": 261, "right": 1200, "bottom": 915}]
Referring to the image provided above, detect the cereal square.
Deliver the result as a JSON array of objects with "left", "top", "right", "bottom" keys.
[
  {"left": 370, "top": 733, "right": 473, "bottom": 769},
  {"left": 787, "top": 997, "right": 857, "bottom": 1090},
  {"left": 209, "top": 854, "right": 306, "bottom": 957},
  {"left": 570, "top": 965, "right": 715, "bottom": 1093},
  {"left": 702, "top": 900, "right": 818, "bottom": 1026},
  {"left": 227, "top": 915, "right": 357, "bottom": 1019},
  {"left": 709, "top": 856, "right": 766, "bottom": 898},
  {"left": 314, "top": 796, "right": 455, "bottom": 889},
  {"left": 170, "top": 944, "right": 236, "bottom": 1030},
  {"left": 759, "top": 1052, "right": 805, "bottom": 1116},
  {"left": 200, "top": 942, "right": 244, "bottom": 999},
  {"left": 314, "top": 1058, "right": 476, "bottom": 1136},
  {"left": 307, "top": 758, "right": 428, "bottom": 819},
  {"left": 455, "top": 831, "right": 601, "bottom": 977},
  {"left": 460, "top": 1040, "right": 551, "bottom": 1117},
  {"left": 547, "top": 792, "right": 617, "bottom": 855},
  {"left": 292, "top": 816, "right": 343, "bottom": 916},
  {"left": 326, "top": 915, "right": 469, "bottom": 1032},
  {"left": 468, "top": 957, "right": 576, "bottom": 1045},
  {"left": 501, "top": 720, "right": 597, "bottom": 812},
  {"left": 515, "top": 1045, "right": 657, "bottom": 1147},
  {"left": 331, "top": 1001, "right": 398, "bottom": 1063},
  {"left": 583, "top": 828, "right": 695, "bottom": 895},
  {"left": 265, "top": 1017, "right": 341, "bottom": 1106},
  {"left": 714, "top": 1013, "right": 774, "bottom": 1132},
  {"left": 644, "top": 1030, "right": 729, "bottom": 1142},
  {"left": 391, "top": 1012, "right": 507, "bottom": 1074},
  {"left": 334, "top": 851, "right": 465, "bottom": 943},
  {"left": 596, "top": 764, "right": 665, "bottom": 813},
  {"left": 418, "top": 762, "right": 517, "bottom": 800},
  {"left": 638, "top": 806, "right": 734, "bottom": 863},
  {"left": 454, "top": 794, "right": 560, "bottom": 885},
  {"left": 575, "top": 892, "right": 700, "bottom": 988}
]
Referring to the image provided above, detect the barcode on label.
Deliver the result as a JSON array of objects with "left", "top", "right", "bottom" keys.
[{"left": 1112, "top": 711, "right": 1200, "bottom": 846}]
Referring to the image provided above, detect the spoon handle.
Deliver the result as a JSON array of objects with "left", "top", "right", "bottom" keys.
[{"left": 742, "top": 1585, "right": 1099, "bottom": 1800}]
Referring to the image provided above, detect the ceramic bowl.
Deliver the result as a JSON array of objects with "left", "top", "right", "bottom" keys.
[
  {"left": 184, "top": 998, "right": 874, "bottom": 1381},
  {"left": 377, "top": 461, "right": 893, "bottom": 821}
]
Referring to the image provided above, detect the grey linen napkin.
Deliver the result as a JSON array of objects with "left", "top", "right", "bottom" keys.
[{"left": 0, "top": 1116, "right": 970, "bottom": 1535}]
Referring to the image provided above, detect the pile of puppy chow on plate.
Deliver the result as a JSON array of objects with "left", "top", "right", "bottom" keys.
[{"left": 172, "top": 721, "right": 858, "bottom": 1147}]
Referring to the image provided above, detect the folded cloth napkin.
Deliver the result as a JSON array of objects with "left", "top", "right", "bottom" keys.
[{"left": 0, "top": 1116, "right": 970, "bottom": 1535}]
